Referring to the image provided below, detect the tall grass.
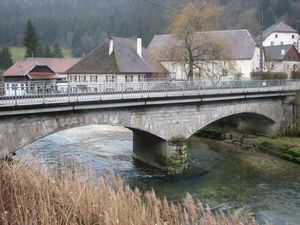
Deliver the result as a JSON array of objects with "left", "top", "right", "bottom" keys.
[{"left": 0, "top": 161, "right": 267, "bottom": 225}]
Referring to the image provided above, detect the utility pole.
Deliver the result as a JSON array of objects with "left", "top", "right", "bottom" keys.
[{"left": 260, "top": 10, "right": 264, "bottom": 72}]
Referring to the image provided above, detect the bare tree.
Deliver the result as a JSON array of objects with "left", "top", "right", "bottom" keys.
[{"left": 166, "top": 1, "right": 231, "bottom": 81}]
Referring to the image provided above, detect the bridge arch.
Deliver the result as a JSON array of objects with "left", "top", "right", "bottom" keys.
[
  {"left": 0, "top": 110, "right": 167, "bottom": 159},
  {"left": 185, "top": 111, "right": 279, "bottom": 140}
]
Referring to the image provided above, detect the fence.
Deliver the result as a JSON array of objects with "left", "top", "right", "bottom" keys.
[{"left": 0, "top": 80, "right": 299, "bottom": 107}]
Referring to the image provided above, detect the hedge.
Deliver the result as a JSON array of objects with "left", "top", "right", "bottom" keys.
[{"left": 251, "top": 72, "right": 288, "bottom": 80}]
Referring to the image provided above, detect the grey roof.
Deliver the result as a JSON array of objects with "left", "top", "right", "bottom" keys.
[
  {"left": 66, "top": 37, "right": 167, "bottom": 74},
  {"left": 148, "top": 30, "right": 258, "bottom": 61},
  {"left": 264, "top": 44, "right": 293, "bottom": 61},
  {"left": 256, "top": 22, "right": 298, "bottom": 42}
]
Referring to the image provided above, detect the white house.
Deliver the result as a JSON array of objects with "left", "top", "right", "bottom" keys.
[
  {"left": 257, "top": 22, "right": 300, "bottom": 52},
  {"left": 66, "top": 37, "right": 168, "bottom": 86},
  {"left": 148, "top": 30, "right": 262, "bottom": 80},
  {"left": 264, "top": 44, "right": 300, "bottom": 78}
]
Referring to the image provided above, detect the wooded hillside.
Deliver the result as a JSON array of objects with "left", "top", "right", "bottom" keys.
[{"left": 0, "top": 0, "right": 299, "bottom": 56}]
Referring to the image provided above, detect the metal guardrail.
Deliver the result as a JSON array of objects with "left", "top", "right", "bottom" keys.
[{"left": 0, "top": 80, "right": 299, "bottom": 107}]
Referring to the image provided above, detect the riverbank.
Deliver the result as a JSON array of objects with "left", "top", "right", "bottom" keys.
[
  {"left": 196, "top": 127, "right": 300, "bottom": 164},
  {"left": 0, "top": 160, "right": 265, "bottom": 225}
]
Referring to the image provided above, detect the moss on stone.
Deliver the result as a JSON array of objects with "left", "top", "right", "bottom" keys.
[
  {"left": 257, "top": 137, "right": 300, "bottom": 164},
  {"left": 195, "top": 127, "right": 225, "bottom": 140}
]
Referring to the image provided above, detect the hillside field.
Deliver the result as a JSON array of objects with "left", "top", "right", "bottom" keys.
[{"left": 9, "top": 46, "right": 73, "bottom": 63}]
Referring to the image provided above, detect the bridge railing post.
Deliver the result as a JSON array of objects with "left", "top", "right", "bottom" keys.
[
  {"left": 14, "top": 89, "right": 17, "bottom": 106},
  {"left": 99, "top": 84, "right": 102, "bottom": 100},
  {"left": 68, "top": 84, "right": 70, "bottom": 103},
  {"left": 165, "top": 81, "right": 168, "bottom": 97},
  {"left": 76, "top": 86, "right": 79, "bottom": 102},
  {"left": 42, "top": 85, "right": 45, "bottom": 104},
  {"left": 120, "top": 83, "right": 123, "bottom": 99}
]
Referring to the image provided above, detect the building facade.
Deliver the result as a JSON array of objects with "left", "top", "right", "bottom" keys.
[
  {"left": 258, "top": 22, "right": 300, "bottom": 52},
  {"left": 148, "top": 30, "right": 261, "bottom": 80},
  {"left": 66, "top": 37, "right": 168, "bottom": 87},
  {"left": 264, "top": 44, "right": 300, "bottom": 78}
]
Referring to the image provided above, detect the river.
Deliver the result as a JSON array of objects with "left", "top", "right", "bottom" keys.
[{"left": 16, "top": 125, "right": 300, "bottom": 225}]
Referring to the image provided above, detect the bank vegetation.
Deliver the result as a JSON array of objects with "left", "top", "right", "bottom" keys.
[{"left": 0, "top": 161, "right": 267, "bottom": 225}]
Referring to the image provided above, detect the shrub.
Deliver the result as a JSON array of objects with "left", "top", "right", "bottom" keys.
[
  {"left": 251, "top": 72, "right": 288, "bottom": 80},
  {"left": 291, "top": 71, "right": 300, "bottom": 80}
]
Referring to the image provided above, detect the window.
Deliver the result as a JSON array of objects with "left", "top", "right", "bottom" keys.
[
  {"left": 287, "top": 65, "right": 290, "bottom": 69},
  {"left": 170, "top": 72, "right": 176, "bottom": 80},
  {"left": 280, "top": 42, "right": 284, "bottom": 45},
  {"left": 106, "top": 75, "right": 116, "bottom": 83},
  {"left": 138, "top": 75, "right": 145, "bottom": 82},
  {"left": 292, "top": 35, "right": 295, "bottom": 39},
  {"left": 91, "top": 75, "right": 98, "bottom": 82},
  {"left": 12, "top": 84, "right": 18, "bottom": 90},
  {"left": 125, "top": 75, "right": 134, "bottom": 82},
  {"left": 222, "top": 69, "right": 228, "bottom": 76},
  {"left": 270, "top": 41, "right": 274, "bottom": 46},
  {"left": 275, "top": 34, "right": 278, "bottom": 38},
  {"left": 80, "top": 75, "right": 86, "bottom": 82},
  {"left": 70, "top": 75, "right": 78, "bottom": 82},
  {"left": 21, "top": 84, "right": 25, "bottom": 90}
]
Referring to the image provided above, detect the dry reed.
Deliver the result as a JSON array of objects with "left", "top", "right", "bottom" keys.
[{"left": 0, "top": 161, "right": 268, "bottom": 225}]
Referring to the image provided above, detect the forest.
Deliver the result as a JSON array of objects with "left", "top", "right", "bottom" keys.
[{"left": 0, "top": 0, "right": 299, "bottom": 56}]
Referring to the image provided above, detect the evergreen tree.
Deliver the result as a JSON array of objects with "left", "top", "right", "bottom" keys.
[
  {"left": 71, "top": 28, "right": 83, "bottom": 57},
  {"left": 275, "top": 0, "right": 290, "bottom": 17},
  {"left": 258, "top": 0, "right": 270, "bottom": 12},
  {"left": 52, "top": 43, "right": 64, "bottom": 58},
  {"left": 42, "top": 44, "right": 54, "bottom": 57},
  {"left": 23, "top": 20, "right": 41, "bottom": 58},
  {"left": 0, "top": 47, "right": 13, "bottom": 70},
  {"left": 264, "top": 6, "right": 276, "bottom": 30}
]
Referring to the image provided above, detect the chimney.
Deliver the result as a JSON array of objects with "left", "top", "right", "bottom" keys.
[
  {"left": 137, "top": 36, "right": 142, "bottom": 58},
  {"left": 109, "top": 37, "right": 114, "bottom": 55}
]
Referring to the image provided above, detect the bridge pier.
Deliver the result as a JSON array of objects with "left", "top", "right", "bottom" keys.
[{"left": 132, "top": 129, "right": 188, "bottom": 173}]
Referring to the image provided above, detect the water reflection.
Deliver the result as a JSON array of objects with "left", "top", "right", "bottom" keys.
[{"left": 16, "top": 125, "right": 300, "bottom": 225}]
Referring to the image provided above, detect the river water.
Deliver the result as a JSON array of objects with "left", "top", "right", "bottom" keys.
[{"left": 16, "top": 125, "right": 300, "bottom": 225}]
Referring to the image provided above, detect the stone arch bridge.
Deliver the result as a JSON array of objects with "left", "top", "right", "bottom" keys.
[{"left": 0, "top": 88, "right": 297, "bottom": 173}]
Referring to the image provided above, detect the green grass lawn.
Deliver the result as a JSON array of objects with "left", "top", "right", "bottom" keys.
[{"left": 9, "top": 46, "right": 73, "bottom": 63}]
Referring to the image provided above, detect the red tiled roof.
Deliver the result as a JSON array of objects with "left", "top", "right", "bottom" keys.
[{"left": 2, "top": 58, "right": 80, "bottom": 77}]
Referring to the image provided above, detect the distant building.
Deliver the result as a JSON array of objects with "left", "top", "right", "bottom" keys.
[
  {"left": 257, "top": 22, "right": 300, "bottom": 52},
  {"left": 66, "top": 37, "right": 168, "bottom": 84},
  {"left": 264, "top": 44, "right": 300, "bottom": 78},
  {"left": 2, "top": 58, "right": 80, "bottom": 83},
  {"left": 148, "top": 30, "right": 261, "bottom": 80},
  {"left": 1, "top": 58, "right": 80, "bottom": 95}
]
